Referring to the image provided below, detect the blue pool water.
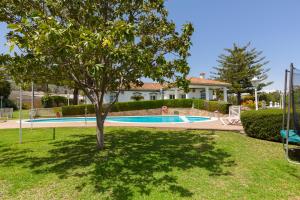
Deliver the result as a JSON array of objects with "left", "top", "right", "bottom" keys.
[{"left": 27, "top": 115, "right": 210, "bottom": 123}]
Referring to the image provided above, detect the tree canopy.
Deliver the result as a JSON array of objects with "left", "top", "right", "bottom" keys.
[
  {"left": 212, "top": 43, "right": 272, "bottom": 104},
  {"left": 0, "top": 0, "right": 194, "bottom": 149}
]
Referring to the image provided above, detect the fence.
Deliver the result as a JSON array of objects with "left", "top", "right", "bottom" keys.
[
  {"left": 30, "top": 108, "right": 58, "bottom": 118},
  {"left": 0, "top": 108, "right": 13, "bottom": 119}
]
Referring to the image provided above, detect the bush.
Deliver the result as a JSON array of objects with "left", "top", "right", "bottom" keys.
[
  {"left": 0, "top": 80, "right": 11, "bottom": 99},
  {"left": 241, "top": 109, "right": 283, "bottom": 141},
  {"left": 228, "top": 95, "right": 238, "bottom": 105},
  {"left": 242, "top": 100, "right": 263, "bottom": 110},
  {"left": 193, "top": 99, "right": 230, "bottom": 114},
  {"left": 52, "top": 96, "right": 67, "bottom": 107},
  {"left": 164, "top": 99, "right": 193, "bottom": 108},
  {"left": 111, "top": 99, "right": 193, "bottom": 112},
  {"left": 2, "top": 99, "right": 18, "bottom": 110},
  {"left": 62, "top": 99, "right": 229, "bottom": 116},
  {"left": 130, "top": 95, "right": 144, "bottom": 101},
  {"left": 62, "top": 104, "right": 95, "bottom": 116},
  {"left": 41, "top": 95, "right": 67, "bottom": 108},
  {"left": 22, "top": 102, "right": 31, "bottom": 110},
  {"left": 259, "top": 91, "right": 281, "bottom": 103},
  {"left": 41, "top": 95, "right": 52, "bottom": 108},
  {"left": 242, "top": 95, "right": 255, "bottom": 102}
]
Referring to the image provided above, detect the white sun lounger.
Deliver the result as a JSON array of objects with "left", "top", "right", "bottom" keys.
[{"left": 220, "top": 106, "right": 241, "bottom": 125}]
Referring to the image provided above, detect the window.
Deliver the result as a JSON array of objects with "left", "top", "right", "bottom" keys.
[
  {"left": 131, "top": 92, "right": 144, "bottom": 101},
  {"left": 181, "top": 94, "right": 186, "bottom": 99},
  {"left": 200, "top": 91, "right": 206, "bottom": 99},
  {"left": 149, "top": 93, "right": 157, "bottom": 101},
  {"left": 192, "top": 89, "right": 196, "bottom": 93},
  {"left": 150, "top": 95, "right": 156, "bottom": 100},
  {"left": 169, "top": 94, "right": 175, "bottom": 99}
]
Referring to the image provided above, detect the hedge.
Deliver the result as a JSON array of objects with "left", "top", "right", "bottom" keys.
[
  {"left": 62, "top": 99, "right": 230, "bottom": 116},
  {"left": 241, "top": 109, "right": 283, "bottom": 141},
  {"left": 41, "top": 95, "right": 68, "bottom": 108},
  {"left": 2, "top": 99, "right": 18, "bottom": 110},
  {"left": 111, "top": 99, "right": 193, "bottom": 112},
  {"left": 193, "top": 99, "right": 230, "bottom": 114},
  {"left": 62, "top": 104, "right": 95, "bottom": 116}
]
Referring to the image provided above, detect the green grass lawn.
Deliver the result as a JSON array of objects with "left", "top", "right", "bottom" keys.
[
  {"left": 0, "top": 127, "right": 299, "bottom": 199},
  {"left": 10, "top": 110, "right": 30, "bottom": 120},
  {"left": 10, "top": 108, "right": 62, "bottom": 120}
]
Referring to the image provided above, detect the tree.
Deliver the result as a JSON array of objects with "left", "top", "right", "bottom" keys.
[
  {"left": 0, "top": 55, "right": 18, "bottom": 109},
  {"left": 72, "top": 88, "right": 79, "bottom": 105},
  {"left": 0, "top": 80, "right": 11, "bottom": 99},
  {"left": 212, "top": 43, "right": 272, "bottom": 104},
  {"left": 1, "top": 0, "right": 194, "bottom": 149},
  {"left": 0, "top": 54, "right": 10, "bottom": 80},
  {"left": 259, "top": 91, "right": 281, "bottom": 103},
  {"left": 0, "top": 55, "right": 11, "bottom": 99}
]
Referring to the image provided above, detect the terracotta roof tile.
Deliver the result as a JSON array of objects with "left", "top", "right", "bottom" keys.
[
  {"left": 129, "top": 77, "right": 230, "bottom": 91},
  {"left": 188, "top": 77, "right": 230, "bottom": 86},
  {"left": 130, "top": 83, "right": 163, "bottom": 91}
]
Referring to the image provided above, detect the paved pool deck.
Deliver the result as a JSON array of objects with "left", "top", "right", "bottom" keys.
[{"left": 0, "top": 119, "right": 243, "bottom": 132}]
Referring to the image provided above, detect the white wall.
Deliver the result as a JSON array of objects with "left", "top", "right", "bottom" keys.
[
  {"left": 104, "top": 91, "right": 161, "bottom": 104},
  {"left": 100, "top": 85, "right": 226, "bottom": 104}
]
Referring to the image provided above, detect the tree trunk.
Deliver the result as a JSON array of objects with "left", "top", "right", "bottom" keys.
[
  {"left": 96, "top": 123, "right": 105, "bottom": 150},
  {"left": 237, "top": 92, "right": 242, "bottom": 105},
  {"left": 95, "top": 103, "right": 105, "bottom": 150},
  {"left": 73, "top": 88, "right": 79, "bottom": 105}
]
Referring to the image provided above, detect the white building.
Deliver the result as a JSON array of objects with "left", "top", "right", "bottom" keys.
[{"left": 103, "top": 75, "right": 230, "bottom": 103}]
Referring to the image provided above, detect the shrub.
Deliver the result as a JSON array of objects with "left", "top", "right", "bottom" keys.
[
  {"left": 242, "top": 100, "right": 262, "bottom": 110},
  {"left": 41, "top": 95, "right": 53, "bottom": 108},
  {"left": 62, "top": 99, "right": 230, "bottom": 116},
  {"left": 22, "top": 102, "right": 31, "bottom": 110},
  {"left": 52, "top": 96, "right": 67, "bottom": 107},
  {"left": 130, "top": 95, "right": 144, "bottom": 101},
  {"left": 228, "top": 95, "right": 238, "bottom": 105},
  {"left": 259, "top": 91, "right": 281, "bottom": 103},
  {"left": 111, "top": 100, "right": 162, "bottom": 112},
  {"left": 193, "top": 99, "right": 230, "bottom": 114},
  {"left": 242, "top": 95, "right": 254, "bottom": 102},
  {"left": 62, "top": 104, "right": 95, "bottom": 116},
  {"left": 164, "top": 99, "right": 193, "bottom": 108},
  {"left": 2, "top": 99, "right": 18, "bottom": 110},
  {"left": 41, "top": 95, "right": 67, "bottom": 108},
  {"left": 0, "top": 80, "right": 11, "bottom": 99},
  {"left": 241, "top": 109, "right": 283, "bottom": 141}
]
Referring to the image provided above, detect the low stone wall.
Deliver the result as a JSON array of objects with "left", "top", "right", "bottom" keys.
[
  {"left": 108, "top": 107, "right": 225, "bottom": 118},
  {"left": 108, "top": 108, "right": 161, "bottom": 116},
  {"left": 167, "top": 108, "right": 225, "bottom": 118}
]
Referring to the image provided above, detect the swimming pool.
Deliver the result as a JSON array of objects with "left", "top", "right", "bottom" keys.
[{"left": 26, "top": 115, "right": 212, "bottom": 124}]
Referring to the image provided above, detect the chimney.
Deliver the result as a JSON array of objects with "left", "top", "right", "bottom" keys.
[{"left": 199, "top": 72, "right": 206, "bottom": 79}]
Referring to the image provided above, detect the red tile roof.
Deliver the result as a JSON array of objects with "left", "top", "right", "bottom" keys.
[
  {"left": 188, "top": 77, "right": 230, "bottom": 86},
  {"left": 130, "top": 77, "right": 230, "bottom": 91},
  {"left": 130, "top": 83, "right": 163, "bottom": 91}
]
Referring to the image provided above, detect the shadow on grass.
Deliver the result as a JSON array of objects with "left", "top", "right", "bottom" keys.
[{"left": 0, "top": 129, "right": 235, "bottom": 199}]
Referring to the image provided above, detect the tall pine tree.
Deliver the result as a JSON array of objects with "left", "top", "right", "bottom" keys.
[{"left": 212, "top": 43, "right": 272, "bottom": 104}]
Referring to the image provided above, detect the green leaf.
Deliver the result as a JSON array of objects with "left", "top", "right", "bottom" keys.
[
  {"left": 7, "top": 23, "right": 18, "bottom": 30},
  {"left": 9, "top": 43, "right": 15, "bottom": 52}
]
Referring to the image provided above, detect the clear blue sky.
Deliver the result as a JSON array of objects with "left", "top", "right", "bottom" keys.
[{"left": 1, "top": 0, "right": 300, "bottom": 91}]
